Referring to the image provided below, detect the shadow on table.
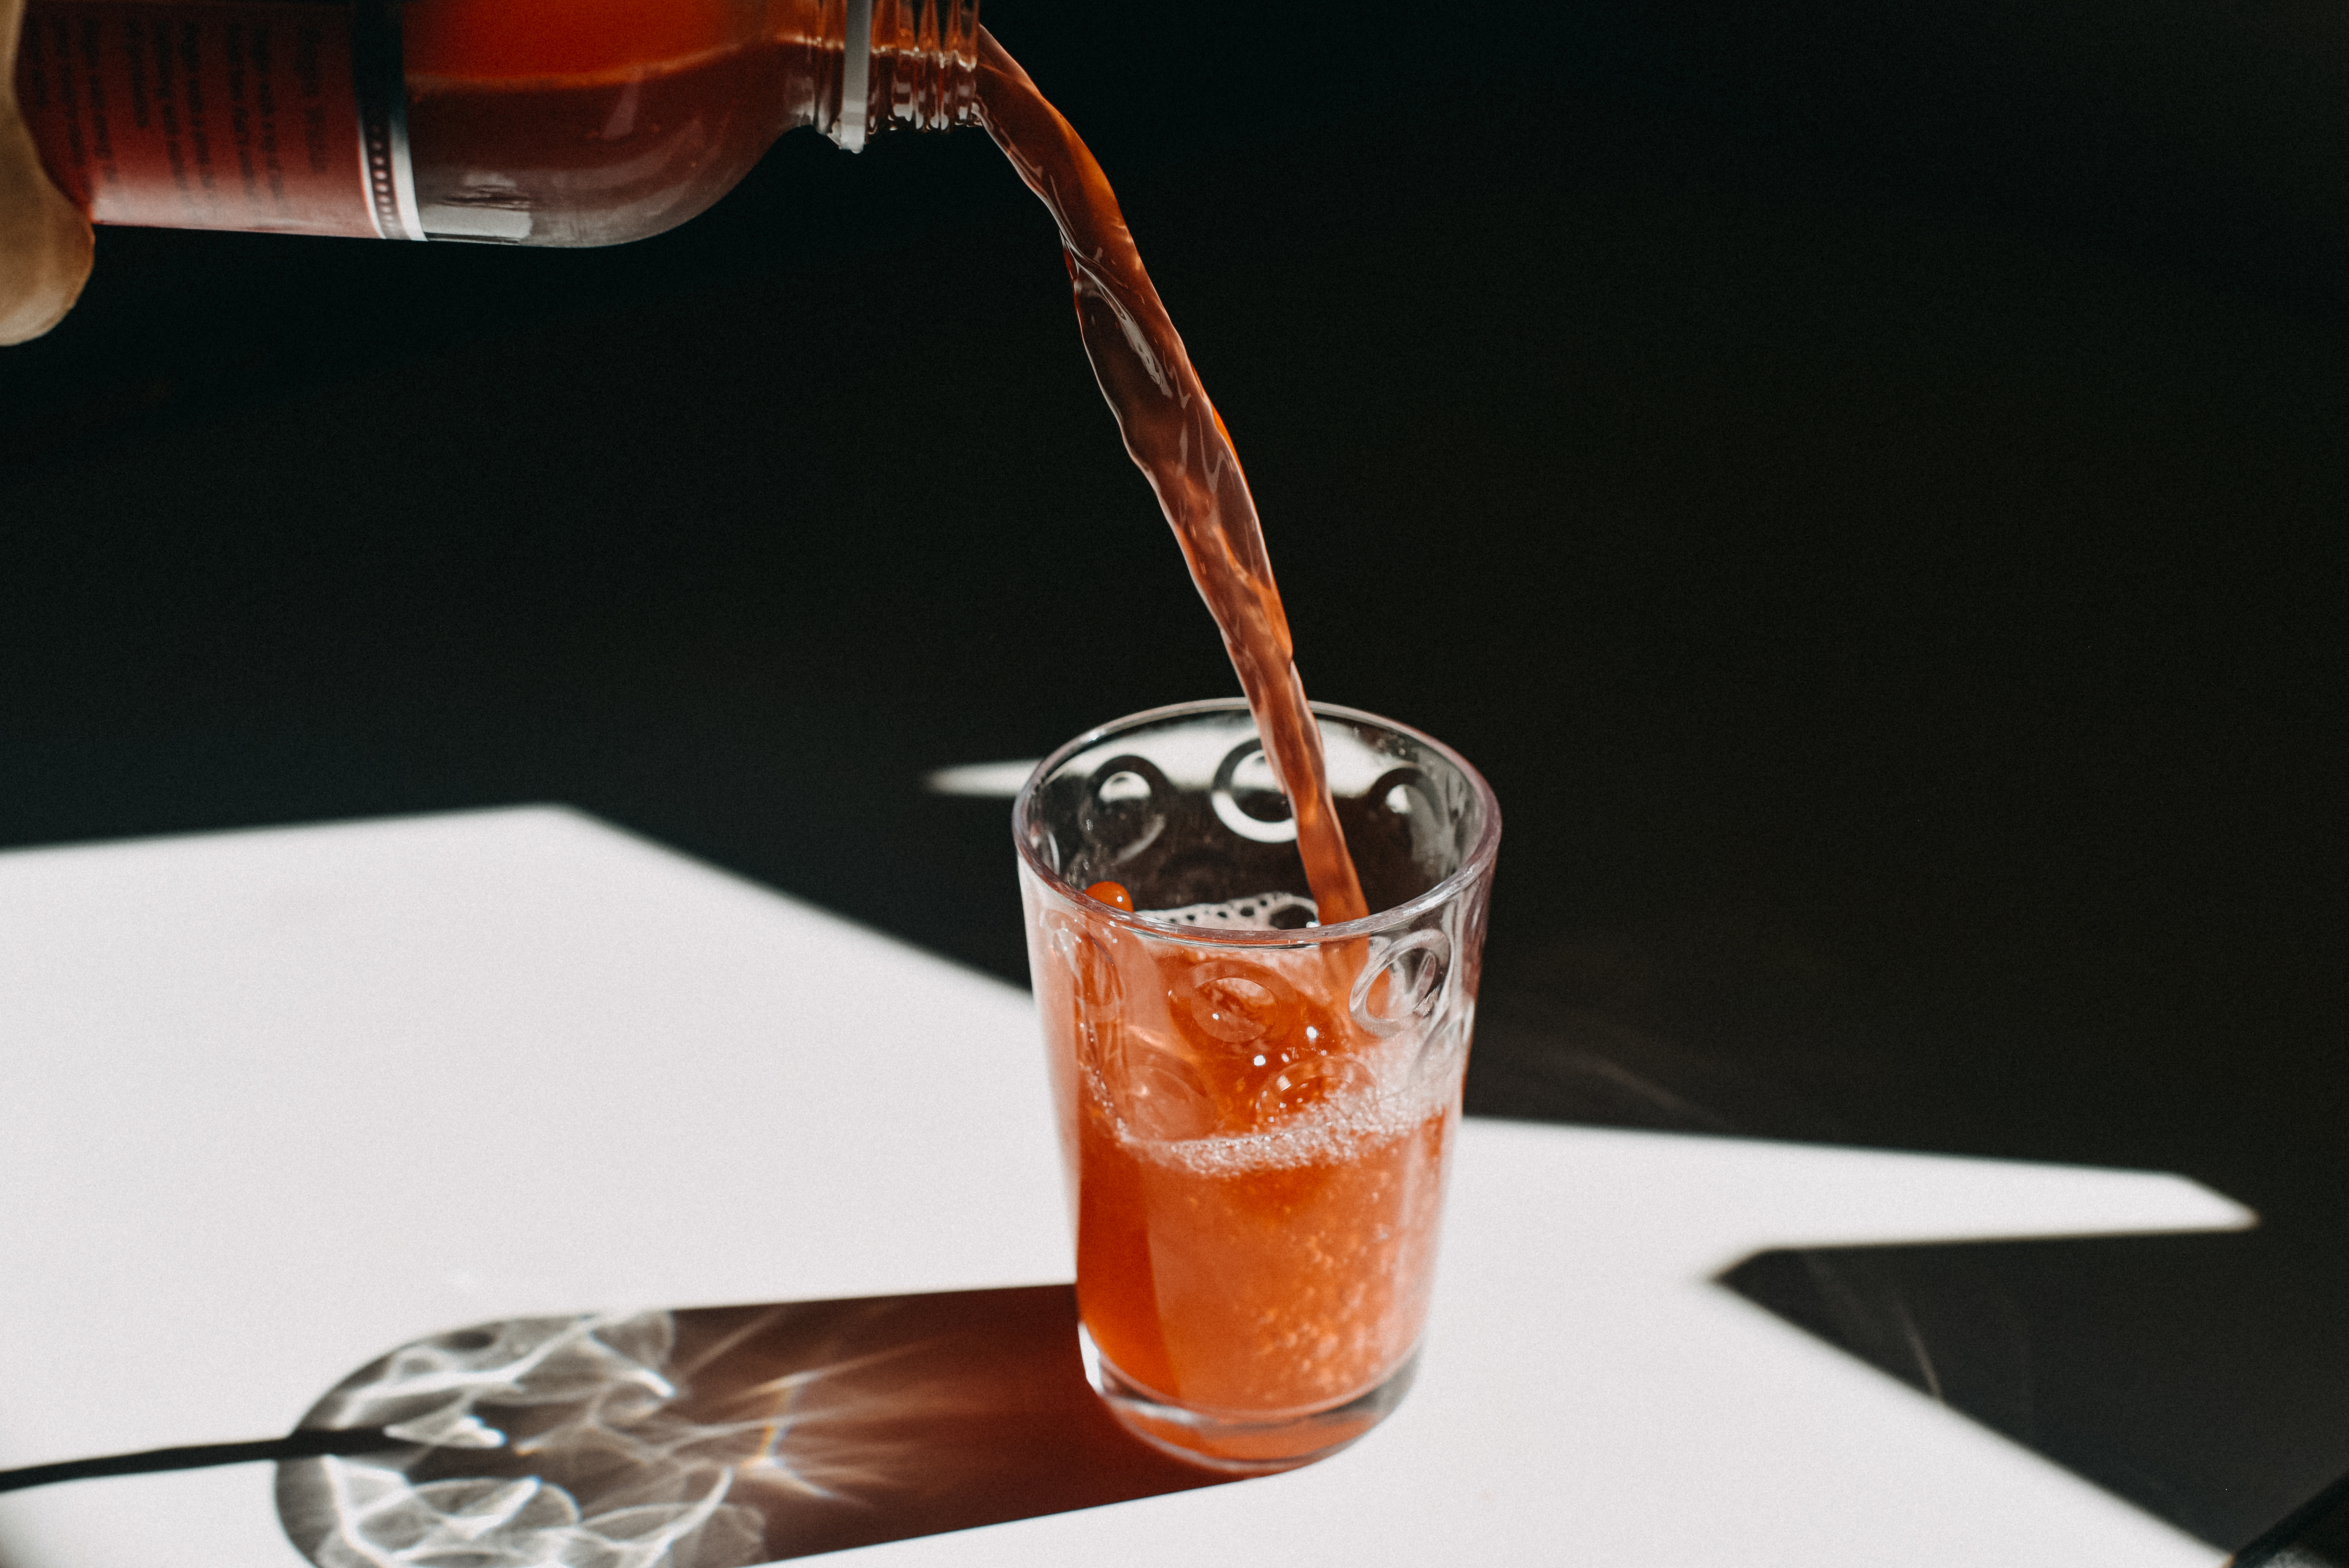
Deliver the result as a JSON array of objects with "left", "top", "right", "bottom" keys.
[
  {"left": 274, "top": 1285, "right": 1227, "bottom": 1567},
  {"left": 1719, "top": 1230, "right": 2349, "bottom": 1556},
  {"left": 1468, "top": 977, "right": 2349, "bottom": 1556}
]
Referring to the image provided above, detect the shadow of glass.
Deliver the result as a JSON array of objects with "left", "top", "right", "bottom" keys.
[{"left": 274, "top": 1285, "right": 1228, "bottom": 1567}]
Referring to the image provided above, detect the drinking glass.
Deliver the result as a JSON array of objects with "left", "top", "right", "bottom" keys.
[{"left": 1014, "top": 699, "right": 1501, "bottom": 1471}]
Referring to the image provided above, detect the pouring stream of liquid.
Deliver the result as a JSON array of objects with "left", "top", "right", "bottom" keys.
[{"left": 972, "top": 31, "right": 1370, "bottom": 924}]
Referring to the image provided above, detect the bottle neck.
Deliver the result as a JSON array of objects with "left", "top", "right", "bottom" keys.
[{"left": 825, "top": 0, "right": 982, "bottom": 152}]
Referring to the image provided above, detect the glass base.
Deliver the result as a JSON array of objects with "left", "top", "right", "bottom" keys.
[{"left": 1078, "top": 1325, "right": 1421, "bottom": 1474}]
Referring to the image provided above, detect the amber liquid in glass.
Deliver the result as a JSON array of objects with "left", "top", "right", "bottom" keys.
[{"left": 981, "top": 32, "right": 1443, "bottom": 1468}]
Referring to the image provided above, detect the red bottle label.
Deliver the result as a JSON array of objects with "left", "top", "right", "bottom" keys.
[{"left": 15, "top": 2, "right": 409, "bottom": 238}]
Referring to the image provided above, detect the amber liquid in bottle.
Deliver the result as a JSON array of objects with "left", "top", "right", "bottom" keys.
[
  {"left": 396, "top": 2, "right": 828, "bottom": 246},
  {"left": 396, "top": 0, "right": 976, "bottom": 246},
  {"left": 12, "top": 0, "right": 967, "bottom": 244}
]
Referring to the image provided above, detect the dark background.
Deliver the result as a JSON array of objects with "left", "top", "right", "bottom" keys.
[{"left": 3, "top": 0, "right": 2343, "bottom": 1549}]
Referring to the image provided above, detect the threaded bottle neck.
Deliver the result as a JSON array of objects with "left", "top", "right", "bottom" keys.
[{"left": 824, "top": 0, "right": 982, "bottom": 150}]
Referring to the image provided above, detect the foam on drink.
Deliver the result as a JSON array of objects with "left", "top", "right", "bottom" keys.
[{"left": 1135, "top": 891, "right": 1320, "bottom": 931}]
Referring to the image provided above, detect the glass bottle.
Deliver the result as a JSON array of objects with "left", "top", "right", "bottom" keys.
[{"left": 11, "top": 0, "right": 980, "bottom": 246}]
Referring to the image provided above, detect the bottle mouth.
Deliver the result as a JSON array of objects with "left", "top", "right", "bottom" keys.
[
  {"left": 838, "top": 0, "right": 874, "bottom": 152},
  {"left": 829, "top": 0, "right": 983, "bottom": 149}
]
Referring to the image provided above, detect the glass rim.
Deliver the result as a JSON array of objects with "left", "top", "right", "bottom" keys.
[{"left": 1011, "top": 697, "right": 1503, "bottom": 948}]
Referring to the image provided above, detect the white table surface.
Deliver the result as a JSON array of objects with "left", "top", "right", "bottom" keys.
[{"left": 0, "top": 807, "right": 2250, "bottom": 1566}]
